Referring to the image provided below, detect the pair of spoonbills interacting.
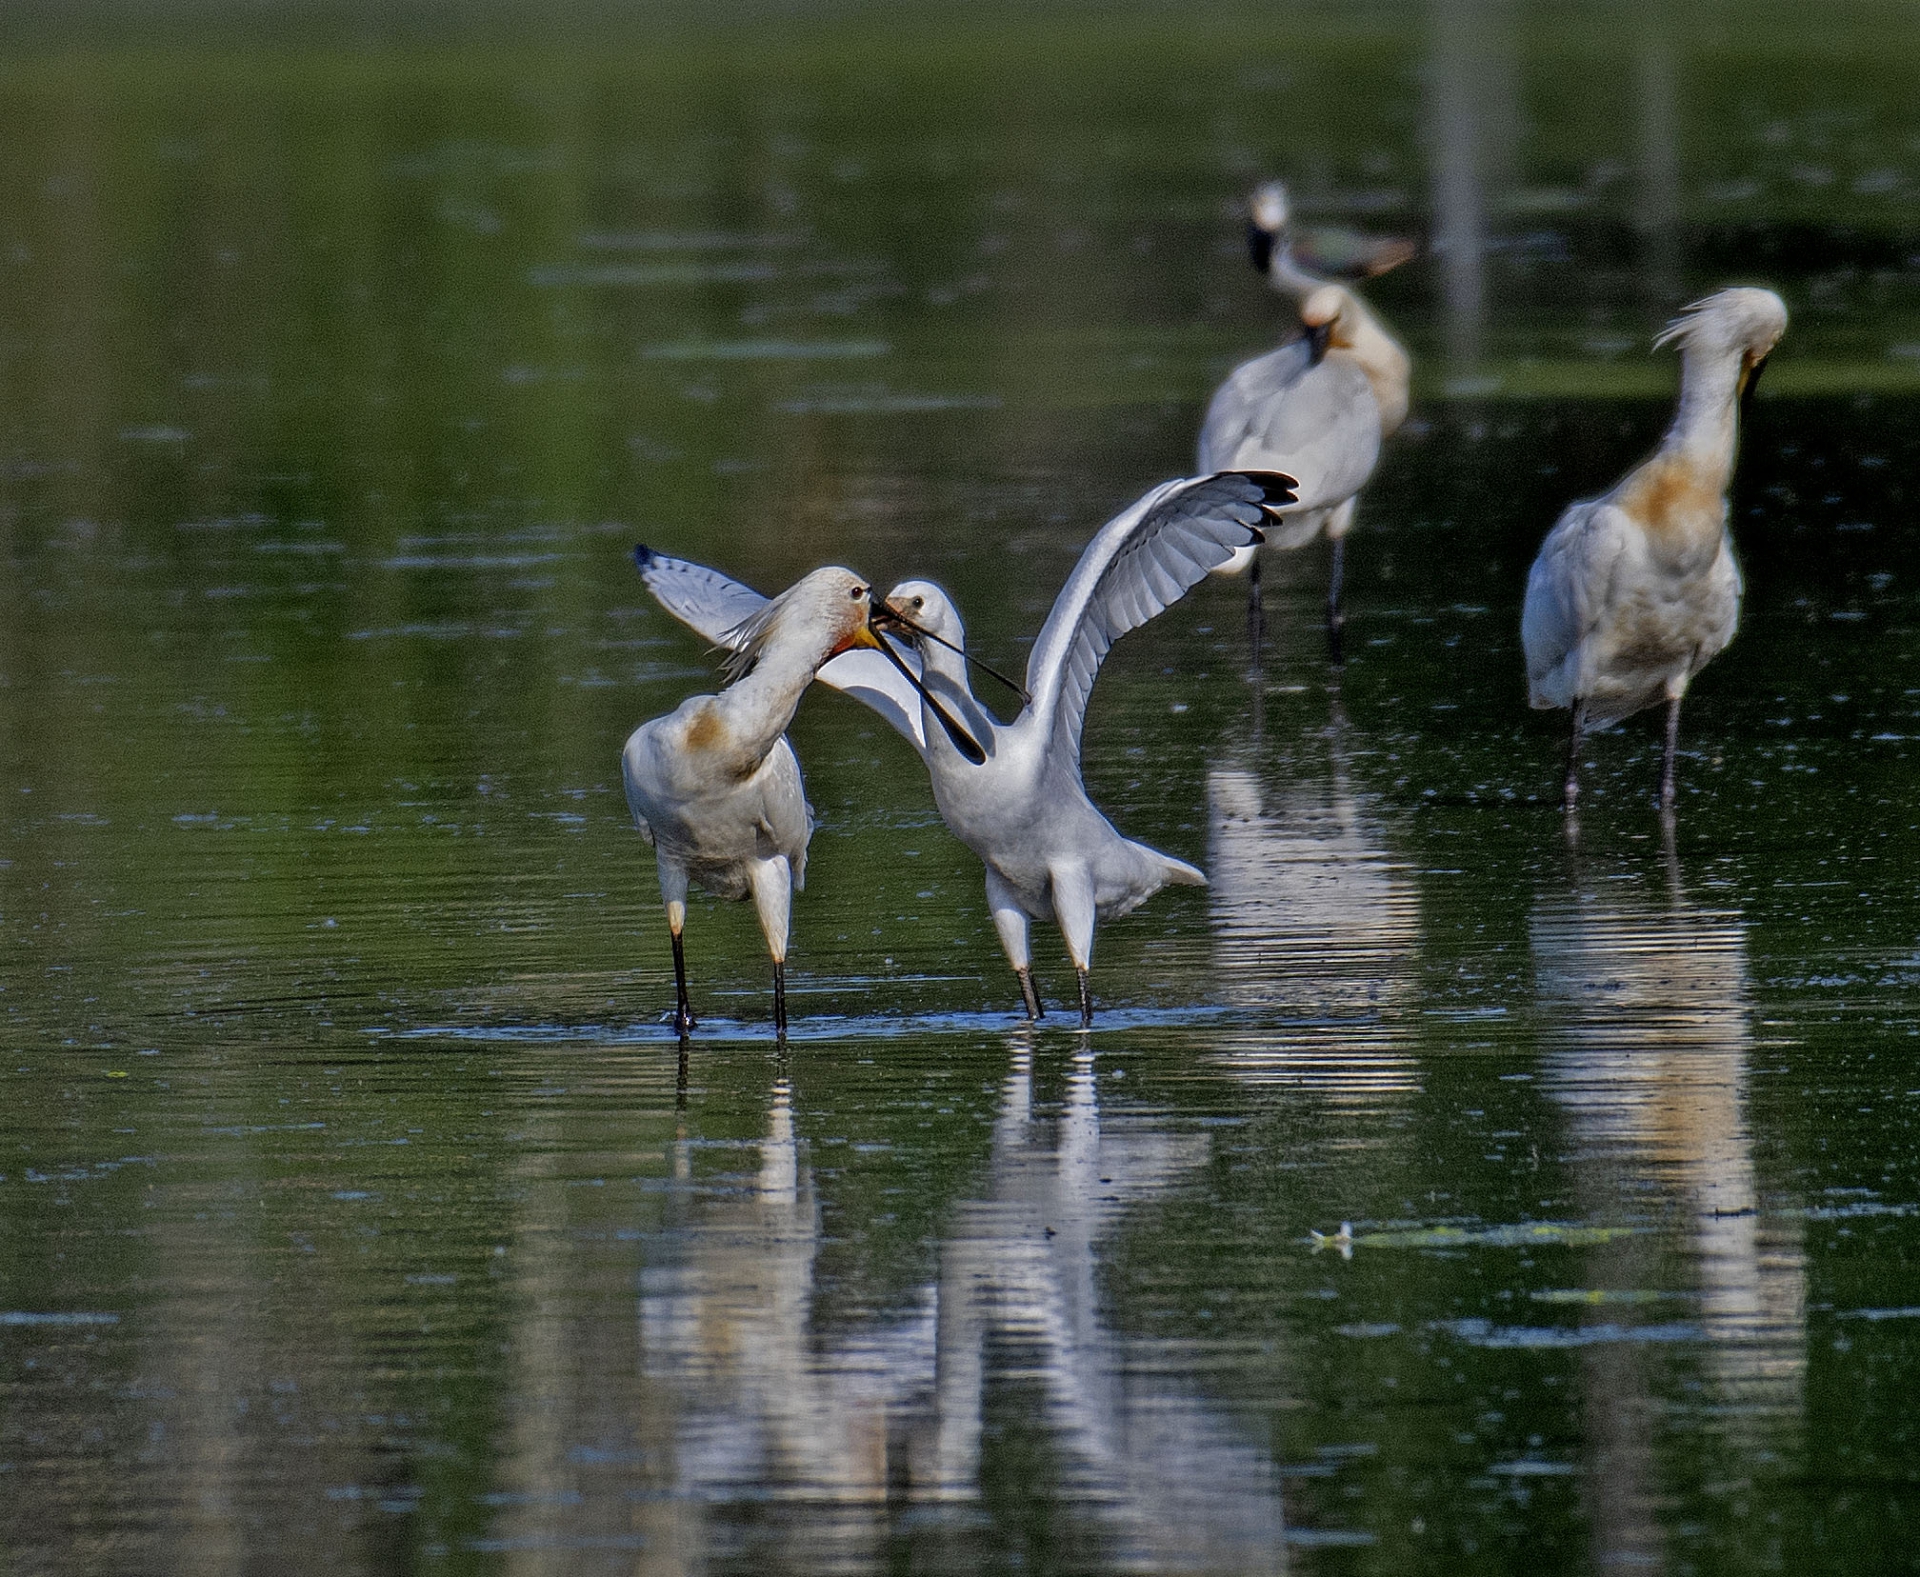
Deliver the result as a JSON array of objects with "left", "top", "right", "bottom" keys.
[{"left": 622, "top": 471, "right": 1296, "bottom": 1034}]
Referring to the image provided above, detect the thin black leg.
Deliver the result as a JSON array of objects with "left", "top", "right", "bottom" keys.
[
  {"left": 1015, "top": 967, "right": 1043, "bottom": 1021},
  {"left": 1076, "top": 968, "right": 1093, "bottom": 1028},
  {"left": 1326, "top": 536, "right": 1346, "bottom": 666},
  {"left": 1247, "top": 557, "right": 1266, "bottom": 654},
  {"left": 1660, "top": 695, "right": 1681, "bottom": 812},
  {"left": 671, "top": 929, "right": 696, "bottom": 1034},
  {"left": 1563, "top": 700, "right": 1588, "bottom": 813},
  {"left": 772, "top": 960, "right": 788, "bottom": 1039}
]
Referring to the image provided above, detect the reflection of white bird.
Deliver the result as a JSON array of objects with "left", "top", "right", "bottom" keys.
[
  {"left": 612, "top": 1044, "right": 1291, "bottom": 1571},
  {"left": 1204, "top": 711, "right": 1424, "bottom": 1102},
  {"left": 1200, "top": 180, "right": 1415, "bottom": 659},
  {"left": 1522, "top": 286, "right": 1787, "bottom": 811},
  {"left": 1532, "top": 863, "right": 1805, "bottom": 1499},
  {"left": 621, "top": 564, "right": 965, "bottom": 1037},
  {"left": 639, "top": 472, "right": 1293, "bottom": 1024}
]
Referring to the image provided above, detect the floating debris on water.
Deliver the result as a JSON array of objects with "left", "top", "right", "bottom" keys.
[{"left": 1319, "top": 1222, "right": 1646, "bottom": 1250}]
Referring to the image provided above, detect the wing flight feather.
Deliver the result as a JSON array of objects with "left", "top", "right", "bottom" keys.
[{"left": 1024, "top": 472, "right": 1292, "bottom": 767}]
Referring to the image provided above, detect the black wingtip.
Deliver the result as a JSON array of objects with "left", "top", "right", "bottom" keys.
[
  {"left": 632, "top": 543, "right": 654, "bottom": 573},
  {"left": 1246, "top": 220, "right": 1275, "bottom": 276},
  {"left": 1237, "top": 470, "right": 1300, "bottom": 510}
]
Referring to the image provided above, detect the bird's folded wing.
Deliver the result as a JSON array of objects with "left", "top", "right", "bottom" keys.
[
  {"left": 1520, "top": 500, "right": 1629, "bottom": 684},
  {"left": 1025, "top": 471, "right": 1292, "bottom": 766},
  {"left": 1199, "top": 349, "right": 1378, "bottom": 509},
  {"left": 1196, "top": 340, "right": 1312, "bottom": 472},
  {"left": 633, "top": 545, "right": 928, "bottom": 752}
]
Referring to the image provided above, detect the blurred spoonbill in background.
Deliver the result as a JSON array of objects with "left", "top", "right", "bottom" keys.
[
  {"left": 638, "top": 471, "right": 1294, "bottom": 1024},
  {"left": 1200, "top": 180, "right": 1416, "bottom": 659},
  {"left": 620, "top": 564, "right": 980, "bottom": 1037},
  {"left": 1521, "top": 286, "right": 1787, "bottom": 812}
]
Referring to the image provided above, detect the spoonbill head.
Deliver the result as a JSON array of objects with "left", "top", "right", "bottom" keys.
[
  {"left": 1299, "top": 284, "right": 1412, "bottom": 436},
  {"left": 1653, "top": 285, "right": 1786, "bottom": 417},
  {"left": 1246, "top": 179, "right": 1417, "bottom": 293},
  {"left": 878, "top": 579, "right": 963, "bottom": 646}
]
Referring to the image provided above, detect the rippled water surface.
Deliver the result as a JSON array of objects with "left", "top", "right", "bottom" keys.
[{"left": 7, "top": 4, "right": 1920, "bottom": 1571}]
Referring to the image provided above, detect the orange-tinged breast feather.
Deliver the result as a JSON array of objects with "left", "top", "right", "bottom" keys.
[
  {"left": 684, "top": 705, "right": 727, "bottom": 754},
  {"left": 1618, "top": 456, "right": 1721, "bottom": 544}
]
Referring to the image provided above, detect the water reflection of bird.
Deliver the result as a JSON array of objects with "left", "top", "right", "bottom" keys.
[
  {"left": 1204, "top": 713, "right": 1423, "bottom": 1102},
  {"left": 1522, "top": 286, "right": 1787, "bottom": 811},
  {"left": 1200, "top": 180, "right": 1415, "bottom": 660},
  {"left": 625, "top": 1046, "right": 1290, "bottom": 1571},
  {"left": 639, "top": 472, "right": 1294, "bottom": 1025},
  {"left": 1532, "top": 850, "right": 1805, "bottom": 1567},
  {"left": 621, "top": 565, "right": 964, "bottom": 1036}
]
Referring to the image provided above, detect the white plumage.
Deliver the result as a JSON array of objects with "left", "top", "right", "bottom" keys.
[
  {"left": 1522, "top": 286, "right": 1788, "bottom": 811},
  {"left": 621, "top": 564, "right": 896, "bottom": 1036},
  {"left": 637, "top": 471, "right": 1293, "bottom": 1024},
  {"left": 1199, "top": 181, "right": 1414, "bottom": 657}
]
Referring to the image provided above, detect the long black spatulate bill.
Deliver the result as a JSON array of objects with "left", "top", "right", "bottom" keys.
[
  {"left": 874, "top": 605, "right": 1031, "bottom": 707},
  {"left": 865, "top": 603, "right": 987, "bottom": 764}
]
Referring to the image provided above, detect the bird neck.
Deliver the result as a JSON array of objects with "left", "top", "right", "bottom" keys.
[
  {"left": 1331, "top": 298, "right": 1411, "bottom": 435},
  {"left": 1659, "top": 342, "right": 1742, "bottom": 492},
  {"left": 716, "top": 641, "right": 828, "bottom": 764},
  {"left": 917, "top": 638, "right": 995, "bottom": 754},
  {"left": 1268, "top": 246, "right": 1324, "bottom": 303}
]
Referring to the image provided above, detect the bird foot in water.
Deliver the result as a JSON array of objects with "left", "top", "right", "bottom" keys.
[{"left": 1015, "top": 968, "right": 1044, "bottom": 1021}]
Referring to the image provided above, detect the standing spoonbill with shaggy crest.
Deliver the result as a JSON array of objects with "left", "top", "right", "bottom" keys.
[
  {"left": 1522, "top": 286, "right": 1787, "bottom": 812},
  {"left": 1200, "top": 181, "right": 1415, "bottom": 660},
  {"left": 621, "top": 565, "right": 979, "bottom": 1037},
  {"left": 637, "top": 471, "right": 1294, "bottom": 1025}
]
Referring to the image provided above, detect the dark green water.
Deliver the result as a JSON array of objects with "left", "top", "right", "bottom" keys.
[{"left": 6, "top": 4, "right": 1920, "bottom": 1572}]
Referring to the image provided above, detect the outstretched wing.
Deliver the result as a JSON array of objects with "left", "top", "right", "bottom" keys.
[
  {"left": 632, "top": 545, "right": 929, "bottom": 752},
  {"left": 634, "top": 544, "right": 771, "bottom": 645},
  {"left": 1024, "top": 472, "right": 1292, "bottom": 766}
]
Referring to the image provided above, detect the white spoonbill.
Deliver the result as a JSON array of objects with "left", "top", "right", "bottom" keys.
[
  {"left": 620, "top": 564, "right": 979, "bottom": 1037},
  {"left": 1522, "top": 286, "right": 1786, "bottom": 812},
  {"left": 638, "top": 471, "right": 1294, "bottom": 1025},
  {"left": 1200, "top": 181, "right": 1415, "bottom": 659}
]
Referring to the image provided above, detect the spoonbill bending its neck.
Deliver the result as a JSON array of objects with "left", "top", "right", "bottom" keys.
[
  {"left": 1522, "top": 285, "right": 1787, "bottom": 813},
  {"left": 1202, "top": 181, "right": 1415, "bottom": 661},
  {"left": 638, "top": 471, "right": 1294, "bottom": 1025},
  {"left": 620, "top": 565, "right": 976, "bottom": 1037}
]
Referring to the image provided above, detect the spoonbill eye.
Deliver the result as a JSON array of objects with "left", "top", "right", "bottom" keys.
[
  {"left": 912, "top": 596, "right": 925, "bottom": 610},
  {"left": 850, "top": 586, "right": 864, "bottom": 600}
]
